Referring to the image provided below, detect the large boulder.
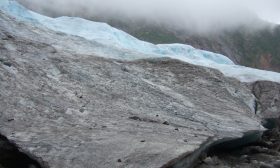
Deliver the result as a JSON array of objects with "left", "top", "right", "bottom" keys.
[
  {"left": 0, "top": 10, "right": 265, "bottom": 168},
  {"left": 250, "top": 81, "right": 280, "bottom": 130}
]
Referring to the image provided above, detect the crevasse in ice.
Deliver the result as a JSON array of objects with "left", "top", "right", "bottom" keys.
[{"left": 1, "top": 0, "right": 280, "bottom": 83}]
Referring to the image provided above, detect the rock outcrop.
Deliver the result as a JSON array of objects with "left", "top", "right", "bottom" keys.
[
  {"left": 251, "top": 81, "right": 280, "bottom": 119},
  {"left": 0, "top": 8, "right": 277, "bottom": 168},
  {"left": 195, "top": 80, "right": 280, "bottom": 168}
]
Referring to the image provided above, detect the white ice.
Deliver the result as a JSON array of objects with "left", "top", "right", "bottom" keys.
[{"left": 1, "top": 0, "right": 280, "bottom": 83}]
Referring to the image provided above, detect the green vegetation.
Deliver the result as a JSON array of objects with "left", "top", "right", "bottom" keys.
[
  {"left": 94, "top": 16, "right": 280, "bottom": 72},
  {"left": 131, "top": 25, "right": 280, "bottom": 72},
  {"left": 228, "top": 27, "right": 280, "bottom": 70}
]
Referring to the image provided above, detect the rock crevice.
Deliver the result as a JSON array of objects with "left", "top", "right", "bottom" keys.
[{"left": 0, "top": 133, "right": 47, "bottom": 168}]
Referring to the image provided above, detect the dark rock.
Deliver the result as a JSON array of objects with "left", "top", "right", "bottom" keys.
[
  {"left": 3, "top": 61, "right": 12, "bottom": 67},
  {"left": 251, "top": 81, "right": 280, "bottom": 119},
  {"left": 7, "top": 118, "right": 14, "bottom": 122},
  {"left": 129, "top": 116, "right": 142, "bottom": 121},
  {"left": 162, "top": 121, "right": 169, "bottom": 125},
  {"left": 121, "top": 66, "right": 129, "bottom": 72},
  {"left": 0, "top": 134, "right": 44, "bottom": 168},
  {"left": 240, "top": 155, "right": 248, "bottom": 160},
  {"left": 273, "top": 160, "right": 280, "bottom": 167},
  {"left": 260, "top": 162, "right": 274, "bottom": 168}
]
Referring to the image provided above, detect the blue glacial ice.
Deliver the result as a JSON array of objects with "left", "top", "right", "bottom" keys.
[{"left": 1, "top": 0, "right": 280, "bottom": 83}]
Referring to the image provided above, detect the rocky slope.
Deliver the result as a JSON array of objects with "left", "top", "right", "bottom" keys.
[
  {"left": 1, "top": 2, "right": 280, "bottom": 168},
  {"left": 196, "top": 82, "right": 280, "bottom": 168},
  {"left": 196, "top": 126, "right": 280, "bottom": 168},
  {"left": 100, "top": 20, "right": 280, "bottom": 73},
  {"left": 97, "top": 18, "right": 280, "bottom": 72}
]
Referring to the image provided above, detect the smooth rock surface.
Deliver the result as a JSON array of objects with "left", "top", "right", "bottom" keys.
[{"left": 0, "top": 10, "right": 264, "bottom": 168}]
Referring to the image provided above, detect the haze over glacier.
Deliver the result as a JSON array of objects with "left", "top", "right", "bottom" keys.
[{"left": 2, "top": 0, "right": 280, "bottom": 83}]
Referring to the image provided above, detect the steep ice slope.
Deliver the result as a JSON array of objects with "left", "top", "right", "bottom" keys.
[{"left": 1, "top": 0, "right": 280, "bottom": 83}]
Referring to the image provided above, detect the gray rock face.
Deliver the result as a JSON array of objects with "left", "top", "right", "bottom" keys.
[
  {"left": 196, "top": 125, "right": 280, "bottom": 168},
  {"left": 251, "top": 81, "right": 280, "bottom": 119},
  {"left": 0, "top": 11, "right": 266, "bottom": 168}
]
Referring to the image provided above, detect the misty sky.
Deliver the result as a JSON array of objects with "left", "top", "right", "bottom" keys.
[{"left": 17, "top": 0, "right": 280, "bottom": 33}]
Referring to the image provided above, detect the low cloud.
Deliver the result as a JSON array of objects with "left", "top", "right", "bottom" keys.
[{"left": 17, "top": 0, "right": 280, "bottom": 34}]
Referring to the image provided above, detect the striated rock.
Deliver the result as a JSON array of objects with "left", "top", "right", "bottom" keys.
[{"left": 0, "top": 9, "right": 268, "bottom": 168}]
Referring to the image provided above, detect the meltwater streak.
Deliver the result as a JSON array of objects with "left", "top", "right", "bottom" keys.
[{"left": 1, "top": 0, "right": 280, "bottom": 83}]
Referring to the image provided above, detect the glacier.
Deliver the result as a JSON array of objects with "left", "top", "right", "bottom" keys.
[{"left": 1, "top": 0, "right": 280, "bottom": 83}]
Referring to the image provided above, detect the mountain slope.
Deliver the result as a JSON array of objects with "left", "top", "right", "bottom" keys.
[
  {"left": 82, "top": 16, "right": 280, "bottom": 73},
  {"left": 106, "top": 20, "right": 280, "bottom": 72},
  {"left": 15, "top": 0, "right": 280, "bottom": 72},
  {"left": 2, "top": 0, "right": 280, "bottom": 83},
  {"left": 182, "top": 27, "right": 280, "bottom": 72}
]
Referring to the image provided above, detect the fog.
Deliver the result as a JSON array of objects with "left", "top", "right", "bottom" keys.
[{"left": 17, "top": 0, "right": 280, "bottom": 34}]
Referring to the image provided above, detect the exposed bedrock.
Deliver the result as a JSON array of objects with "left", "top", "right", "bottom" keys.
[
  {"left": 195, "top": 82, "right": 280, "bottom": 168},
  {"left": 0, "top": 9, "right": 278, "bottom": 168},
  {"left": 251, "top": 81, "right": 280, "bottom": 119}
]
